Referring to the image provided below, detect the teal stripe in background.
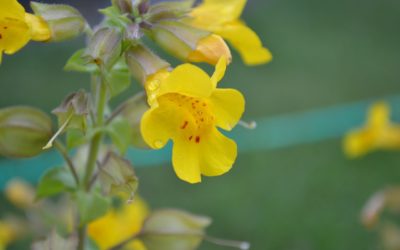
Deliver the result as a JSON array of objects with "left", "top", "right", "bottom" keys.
[{"left": 1, "top": 95, "right": 400, "bottom": 189}]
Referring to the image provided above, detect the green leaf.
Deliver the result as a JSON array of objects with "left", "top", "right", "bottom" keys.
[
  {"left": 76, "top": 190, "right": 110, "bottom": 226},
  {"left": 64, "top": 49, "right": 98, "bottom": 73},
  {"left": 107, "top": 118, "right": 132, "bottom": 154},
  {"left": 99, "top": 152, "right": 138, "bottom": 200},
  {"left": 107, "top": 60, "right": 132, "bottom": 98},
  {"left": 66, "top": 129, "right": 86, "bottom": 150},
  {"left": 36, "top": 167, "right": 76, "bottom": 200}
]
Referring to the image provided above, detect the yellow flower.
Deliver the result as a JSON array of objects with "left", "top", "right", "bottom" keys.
[
  {"left": 0, "top": 221, "right": 16, "bottom": 250},
  {"left": 0, "top": 0, "right": 50, "bottom": 63},
  {"left": 87, "top": 197, "right": 149, "bottom": 250},
  {"left": 187, "top": 34, "right": 232, "bottom": 65},
  {"left": 344, "top": 102, "right": 400, "bottom": 158},
  {"left": 4, "top": 179, "right": 35, "bottom": 209},
  {"left": 141, "top": 57, "right": 245, "bottom": 183},
  {"left": 189, "top": 0, "right": 272, "bottom": 66}
]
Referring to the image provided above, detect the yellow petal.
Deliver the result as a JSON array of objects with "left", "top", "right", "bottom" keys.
[
  {"left": 141, "top": 102, "right": 185, "bottom": 149},
  {"left": 344, "top": 129, "right": 375, "bottom": 158},
  {"left": 218, "top": 21, "right": 272, "bottom": 65},
  {"left": 25, "top": 13, "right": 50, "bottom": 41},
  {"left": 123, "top": 240, "right": 147, "bottom": 250},
  {"left": 367, "top": 102, "right": 390, "bottom": 129},
  {"left": 87, "top": 197, "right": 149, "bottom": 250},
  {"left": 0, "top": 0, "right": 26, "bottom": 20},
  {"left": 172, "top": 137, "right": 202, "bottom": 183},
  {"left": 187, "top": 34, "right": 231, "bottom": 65},
  {"left": 199, "top": 128, "right": 237, "bottom": 177},
  {"left": 210, "top": 88, "right": 245, "bottom": 131},
  {"left": 0, "top": 17, "right": 30, "bottom": 56},
  {"left": 158, "top": 63, "right": 213, "bottom": 98},
  {"left": 190, "top": 0, "right": 246, "bottom": 29},
  {"left": 211, "top": 56, "right": 228, "bottom": 87}
]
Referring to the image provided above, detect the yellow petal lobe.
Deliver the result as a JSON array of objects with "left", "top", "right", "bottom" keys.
[
  {"left": 187, "top": 34, "right": 232, "bottom": 65},
  {"left": 25, "top": 13, "right": 50, "bottom": 41}
]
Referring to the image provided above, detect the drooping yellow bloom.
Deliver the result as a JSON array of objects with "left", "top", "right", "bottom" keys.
[
  {"left": 344, "top": 102, "right": 400, "bottom": 158},
  {"left": 189, "top": 0, "right": 272, "bottom": 66},
  {"left": 0, "top": 0, "right": 50, "bottom": 63},
  {"left": 87, "top": 197, "right": 149, "bottom": 250},
  {"left": 141, "top": 57, "right": 245, "bottom": 183}
]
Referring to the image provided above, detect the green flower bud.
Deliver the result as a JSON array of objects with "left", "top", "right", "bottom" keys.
[
  {"left": 0, "top": 106, "right": 52, "bottom": 158},
  {"left": 30, "top": 2, "right": 87, "bottom": 42},
  {"left": 112, "top": 0, "right": 133, "bottom": 14},
  {"left": 85, "top": 28, "right": 122, "bottom": 70},
  {"left": 125, "top": 44, "right": 170, "bottom": 84}
]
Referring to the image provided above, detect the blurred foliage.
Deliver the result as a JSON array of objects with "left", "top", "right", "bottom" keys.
[{"left": 1, "top": 0, "right": 400, "bottom": 249}]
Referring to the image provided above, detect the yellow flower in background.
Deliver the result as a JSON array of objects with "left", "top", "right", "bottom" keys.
[
  {"left": 344, "top": 102, "right": 400, "bottom": 158},
  {"left": 0, "top": 221, "right": 16, "bottom": 250},
  {"left": 5, "top": 179, "right": 35, "bottom": 209},
  {"left": 141, "top": 57, "right": 245, "bottom": 183},
  {"left": 189, "top": 0, "right": 272, "bottom": 66},
  {"left": 87, "top": 197, "right": 149, "bottom": 250},
  {"left": 0, "top": 0, "right": 50, "bottom": 63}
]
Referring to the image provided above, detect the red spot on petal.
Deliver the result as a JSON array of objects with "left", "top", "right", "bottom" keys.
[
  {"left": 181, "top": 120, "right": 189, "bottom": 129},
  {"left": 195, "top": 136, "right": 201, "bottom": 143},
  {"left": 189, "top": 136, "right": 193, "bottom": 141},
  {"left": 0, "top": 34, "right": 2, "bottom": 39}
]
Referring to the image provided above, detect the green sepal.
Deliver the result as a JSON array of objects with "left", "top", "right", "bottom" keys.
[
  {"left": 31, "top": 2, "right": 87, "bottom": 42},
  {"left": 36, "top": 167, "right": 76, "bottom": 200},
  {"left": 0, "top": 106, "right": 52, "bottom": 158},
  {"left": 140, "top": 209, "right": 212, "bottom": 250},
  {"left": 76, "top": 190, "right": 111, "bottom": 226},
  {"left": 98, "top": 152, "right": 138, "bottom": 200},
  {"left": 106, "top": 59, "right": 132, "bottom": 98},
  {"left": 148, "top": 0, "right": 195, "bottom": 22}
]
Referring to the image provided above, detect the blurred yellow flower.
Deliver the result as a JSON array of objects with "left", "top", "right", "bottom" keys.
[
  {"left": 5, "top": 179, "right": 35, "bottom": 209},
  {"left": 188, "top": 34, "right": 232, "bottom": 65},
  {"left": 87, "top": 197, "right": 149, "bottom": 250},
  {"left": 0, "top": 221, "right": 16, "bottom": 250},
  {"left": 0, "top": 0, "right": 50, "bottom": 63},
  {"left": 344, "top": 102, "right": 400, "bottom": 158},
  {"left": 189, "top": 0, "right": 272, "bottom": 66},
  {"left": 141, "top": 57, "right": 245, "bottom": 183}
]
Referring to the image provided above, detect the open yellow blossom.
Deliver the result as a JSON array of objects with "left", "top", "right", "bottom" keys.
[
  {"left": 0, "top": 0, "right": 50, "bottom": 63},
  {"left": 141, "top": 57, "right": 245, "bottom": 183},
  {"left": 87, "top": 197, "right": 149, "bottom": 250},
  {"left": 0, "top": 221, "right": 16, "bottom": 250},
  {"left": 189, "top": 0, "right": 272, "bottom": 66},
  {"left": 344, "top": 102, "right": 400, "bottom": 158}
]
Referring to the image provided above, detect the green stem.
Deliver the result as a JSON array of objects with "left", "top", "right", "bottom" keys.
[
  {"left": 83, "top": 78, "right": 108, "bottom": 190},
  {"left": 77, "top": 226, "right": 86, "bottom": 250},
  {"left": 54, "top": 140, "right": 80, "bottom": 185}
]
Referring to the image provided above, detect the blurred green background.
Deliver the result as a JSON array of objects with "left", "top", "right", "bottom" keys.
[{"left": 1, "top": 0, "right": 400, "bottom": 249}]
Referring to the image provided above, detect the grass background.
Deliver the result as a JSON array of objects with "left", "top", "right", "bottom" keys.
[{"left": 1, "top": 0, "right": 400, "bottom": 249}]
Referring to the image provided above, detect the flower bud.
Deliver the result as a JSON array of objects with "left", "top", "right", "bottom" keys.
[
  {"left": 112, "top": 0, "right": 133, "bottom": 14},
  {"left": 30, "top": 2, "right": 87, "bottom": 42},
  {"left": 188, "top": 34, "right": 232, "bottom": 65},
  {"left": 85, "top": 28, "right": 122, "bottom": 70},
  {"left": 0, "top": 106, "right": 52, "bottom": 158},
  {"left": 125, "top": 44, "right": 170, "bottom": 84},
  {"left": 151, "top": 21, "right": 229, "bottom": 65}
]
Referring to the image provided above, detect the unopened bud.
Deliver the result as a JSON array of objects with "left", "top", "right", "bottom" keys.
[
  {"left": 112, "top": 0, "right": 133, "bottom": 14},
  {"left": 30, "top": 2, "right": 87, "bottom": 42},
  {"left": 188, "top": 34, "right": 232, "bottom": 65},
  {"left": 85, "top": 28, "right": 122, "bottom": 69},
  {"left": 0, "top": 106, "right": 52, "bottom": 158},
  {"left": 125, "top": 44, "right": 170, "bottom": 84}
]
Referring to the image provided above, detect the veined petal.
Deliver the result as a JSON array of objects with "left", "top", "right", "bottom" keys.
[
  {"left": 158, "top": 63, "right": 213, "bottom": 98},
  {"left": 218, "top": 21, "right": 272, "bottom": 66},
  {"left": 0, "top": 0, "right": 26, "bottom": 20},
  {"left": 25, "top": 13, "right": 50, "bottom": 41},
  {"left": 199, "top": 128, "right": 237, "bottom": 177},
  {"left": 172, "top": 137, "right": 202, "bottom": 183},
  {"left": 211, "top": 56, "right": 228, "bottom": 88},
  {"left": 190, "top": 0, "right": 246, "bottom": 29},
  {"left": 0, "top": 17, "right": 30, "bottom": 56},
  {"left": 210, "top": 88, "right": 245, "bottom": 131}
]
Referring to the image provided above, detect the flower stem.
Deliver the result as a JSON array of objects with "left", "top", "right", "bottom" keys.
[{"left": 54, "top": 140, "right": 80, "bottom": 185}]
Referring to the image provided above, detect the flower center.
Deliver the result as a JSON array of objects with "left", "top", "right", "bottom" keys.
[{"left": 158, "top": 93, "right": 215, "bottom": 144}]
